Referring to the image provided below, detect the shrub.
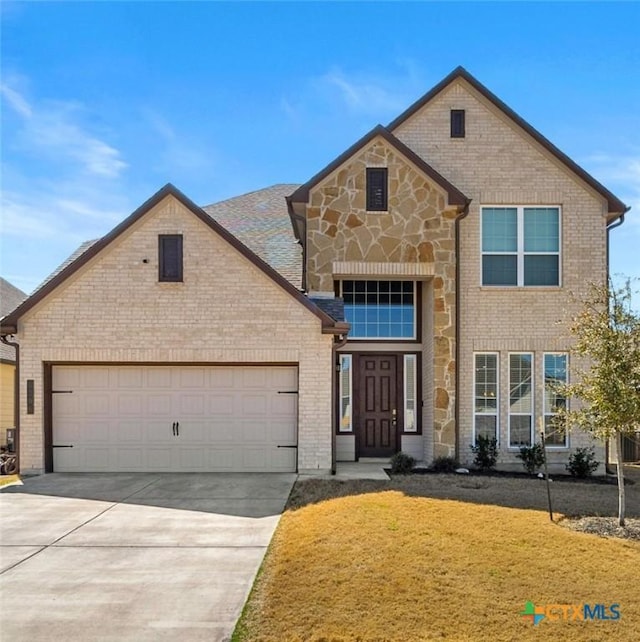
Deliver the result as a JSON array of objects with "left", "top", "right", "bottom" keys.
[
  {"left": 390, "top": 452, "right": 416, "bottom": 475},
  {"left": 430, "top": 456, "right": 460, "bottom": 473},
  {"left": 566, "top": 447, "right": 600, "bottom": 478},
  {"left": 470, "top": 435, "right": 498, "bottom": 472},
  {"left": 516, "top": 443, "right": 546, "bottom": 474}
]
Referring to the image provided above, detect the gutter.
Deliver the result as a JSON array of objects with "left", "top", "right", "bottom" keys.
[
  {"left": 331, "top": 332, "right": 349, "bottom": 475},
  {"left": 454, "top": 199, "right": 472, "bottom": 463},
  {"left": 286, "top": 196, "right": 309, "bottom": 292},
  {"left": 1, "top": 335, "right": 20, "bottom": 472},
  {"left": 604, "top": 207, "right": 630, "bottom": 472}
]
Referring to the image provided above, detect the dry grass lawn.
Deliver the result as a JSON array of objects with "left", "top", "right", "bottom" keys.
[{"left": 234, "top": 475, "right": 640, "bottom": 642}]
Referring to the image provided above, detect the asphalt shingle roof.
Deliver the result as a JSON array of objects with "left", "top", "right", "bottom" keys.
[
  {"left": 0, "top": 278, "right": 27, "bottom": 361},
  {"left": 203, "top": 184, "right": 302, "bottom": 289}
]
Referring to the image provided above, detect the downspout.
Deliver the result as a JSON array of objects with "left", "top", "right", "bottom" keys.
[
  {"left": 604, "top": 208, "right": 629, "bottom": 473},
  {"left": 331, "top": 333, "right": 349, "bottom": 475},
  {"left": 1, "top": 335, "right": 20, "bottom": 472},
  {"left": 286, "top": 197, "right": 309, "bottom": 292},
  {"left": 454, "top": 199, "right": 472, "bottom": 464}
]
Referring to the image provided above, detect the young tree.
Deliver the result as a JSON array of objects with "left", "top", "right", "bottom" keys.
[{"left": 559, "top": 279, "right": 640, "bottom": 526}]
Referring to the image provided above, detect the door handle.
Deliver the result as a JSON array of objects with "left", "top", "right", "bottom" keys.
[
  {"left": 172, "top": 422, "right": 176, "bottom": 436},
  {"left": 392, "top": 409, "right": 397, "bottom": 426},
  {"left": 176, "top": 421, "right": 179, "bottom": 436}
]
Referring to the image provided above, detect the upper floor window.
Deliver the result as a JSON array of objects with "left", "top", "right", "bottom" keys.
[
  {"left": 450, "top": 109, "right": 465, "bottom": 138},
  {"left": 341, "top": 280, "right": 415, "bottom": 339},
  {"left": 481, "top": 206, "right": 560, "bottom": 286},
  {"left": 158, "top": 234, "right": 183, "bottom": 282},
  {"left": 366, "top": 167, "right": 388, "bottom": 211}
]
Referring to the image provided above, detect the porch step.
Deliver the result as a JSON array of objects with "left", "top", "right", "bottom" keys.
[{"left": 358, "top": 457, "right": 391, "bottom": 464}]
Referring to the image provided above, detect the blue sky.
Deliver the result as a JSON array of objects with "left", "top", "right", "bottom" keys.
[{"left": 1, "top": 1, "right": 639, "bottom": 298}]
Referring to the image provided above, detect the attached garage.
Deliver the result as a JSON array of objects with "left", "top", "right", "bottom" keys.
[{"left": 48, "top": 365, "right": 298, "bottom": 473}]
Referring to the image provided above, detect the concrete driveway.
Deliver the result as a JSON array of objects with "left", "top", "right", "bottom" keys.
[{"left": 0, "top": 472, "right": 296, "bottom": 641}]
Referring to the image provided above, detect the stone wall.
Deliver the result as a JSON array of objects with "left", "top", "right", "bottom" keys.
[{"left": 306, "top": 136, "right": 461, "bottom": 456}]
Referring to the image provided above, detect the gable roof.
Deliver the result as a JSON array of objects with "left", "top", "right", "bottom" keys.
[
  {"left": 287, "top": 124, "right": 470, "bottom": 208},
  {"left": 0, "top": 184, "right": 347, "bottom": 335},
  {"left": 388, "top": 66, "right": 628, "bottom": 217},
  {"left": 0, "top": 278, "right": 27, "bottom": 362},
  {"left": 203, "top": 184, "right": 302, "bottom": 289}
]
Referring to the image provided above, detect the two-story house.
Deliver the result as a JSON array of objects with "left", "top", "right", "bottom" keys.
[{"left": 1, "top": 67, "right": 628, "bottom": 475}]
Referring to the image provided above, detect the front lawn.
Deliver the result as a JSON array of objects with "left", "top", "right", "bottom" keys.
[{"left": 234, "top": 480, "right": 640, "bottom": 641}]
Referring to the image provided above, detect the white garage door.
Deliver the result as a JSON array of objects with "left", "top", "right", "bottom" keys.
[{"left": 52, "top": 365, "right": 298, "bottom": 472}]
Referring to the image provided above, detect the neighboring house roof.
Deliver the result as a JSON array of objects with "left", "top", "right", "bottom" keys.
[
  {"left": 0, "top": 184, "right": 348, "bottom": 336},
  {"left": 387, "top": 66, "right": 628, "bottom": 218},
  {"left": 288, "top": 124, "right": 470, "bottom": 209},
  {"left": 203, "top": 184, "right": 302, "bottom": 289},
  {"left": 0, "top": 278, "right": 27, "bottom": 362}
]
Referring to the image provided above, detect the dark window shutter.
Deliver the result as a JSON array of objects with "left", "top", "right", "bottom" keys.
[
  {"left": 451, "top": 109, "right": 465, "bottom": 138},
  {"left": 159, "top": 234, "right": 183, "bottom": 282},
  {"left": 366, "top": 167, "right": 388, "bottom": 211}
]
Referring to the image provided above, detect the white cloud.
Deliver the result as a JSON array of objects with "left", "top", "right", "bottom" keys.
[
  {"left": 1, "top": 83, "right": 127, "bottom": 178},
  {"left": 0, "top": 83, "right": 32, "bottom": 118},
  {"left": 142, "top": 107, "right": 217, "bottom": 175},
  {"left": 282, "top": 60, "right": 426, "bottom": 124},
  {"left": 316, "top": 69, "right": 410, "bottom": 116}
]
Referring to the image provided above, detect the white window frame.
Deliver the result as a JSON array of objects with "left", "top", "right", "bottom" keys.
[
  {"left": 508, "top": 352, "right": 534, "bottom": 449},
  {"left": 338, "top": 354, "right": 353, "bottom": 433},
  {"left": 473, "top": 352, "right": 499, "bottom": 445},
  {"left": 543, "top": 352, "right": 569, "bottom": 449},
  {"left": 339, "top": 280, "right": 417, "bottom": 340},
  {"left": 403, "top": 354, "right": 418, "bottom": 432},
  {"left": 481, "top": 205, "right": 562, "bottom": 287}
]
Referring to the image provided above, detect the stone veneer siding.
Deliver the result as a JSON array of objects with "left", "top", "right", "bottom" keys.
[
  {"left": 306, "top": 136, "right": 461, "bottom": 457},
  {"left": 16, "top": 195, "right": 333, "bottom": 474},
  {"left": 392, "top": 78, "right": 609, "bottom": 470}
]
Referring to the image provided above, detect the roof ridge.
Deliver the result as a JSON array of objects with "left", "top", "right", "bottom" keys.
[
  {"left": 387, "top": 66, "right": 627, "bottom": 216},
  {"left": 202, "top": 183, "right": 301, "bottom": 210}
]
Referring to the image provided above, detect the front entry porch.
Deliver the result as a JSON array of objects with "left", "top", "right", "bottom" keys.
[{"left": 337, "top": 351, "right": 422, "bottom": 462}]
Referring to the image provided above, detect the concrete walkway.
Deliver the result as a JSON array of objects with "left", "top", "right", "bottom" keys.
[{"left": 0, "top": 473, "right": 295, "bottom": 642}]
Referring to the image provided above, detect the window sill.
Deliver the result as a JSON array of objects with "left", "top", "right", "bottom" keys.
[{"left": 479, "top": 286, "right": 562, "bottom": 291}]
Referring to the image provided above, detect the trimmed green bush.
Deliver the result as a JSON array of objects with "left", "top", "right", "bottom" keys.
[
  {"left": 470, "top": 435, "right": 498, "bottom": 472},
  {"left": 430, "top": 456, "right": 460, "bottom": 473},
  {"left": 390, "top": 451, "right": 416, "bottom": 475},
  {"left": 566, "top": 447, "right": 600, "bottom": 478},
  {"left": 516, "top": 443, "right": 546, "bottom": 474}
]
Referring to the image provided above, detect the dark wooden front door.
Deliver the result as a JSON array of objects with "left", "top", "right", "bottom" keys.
[{"left": 357, "top": 354, "right": 398, "bottom": 457}]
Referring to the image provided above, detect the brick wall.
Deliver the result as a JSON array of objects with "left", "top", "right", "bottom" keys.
[
  {"left": 17, "top": 194, "right": 333, "bottom": 474},
  {"left": 394, "top": 78, "right": 608, "bottom": 469}
]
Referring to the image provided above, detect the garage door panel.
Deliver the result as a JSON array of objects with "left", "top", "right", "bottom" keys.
[
  {"left": 119, "top": 448, "right": 144, "bottom": 470},
  {"left": 84, "top": 394, "right": 110, "bottom": 416},
  {"left": 146, "top": 368, "right": 173, "bottom": 388},
  {"left": 241, "top": 394, "right": 267, "bottom": 415},
  {"left": 147, "top": 394, "right": 172, "bottom": 415},
  {"left": 117, "top": 394, "right": 144, "bottom": 415},
  {"left": 147, "top": 448, "right": 172, "bottom": 471},
  {"left": 180, "top": 368, "right": 206, "bottom": 388},
  {"left": 81, "top": 368, "right": 111, "bottom": 389},
  {"left": 273, "top": 394, "right": 297, "bottom": 415},
  {"left": 178, "top": 394, "right": 205, "bottom": 416},
  {"left": 85, "top": 448, "right": 109, "bottom": 470},
  {"left": 52, "top": 365, "right": 298, "bottom": 473},
  {"left": 117, "top": 368, "right": 143, "bottom": 388},
  {"left": 207, "top": 394, "right": 234, "bottom": 415}
]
